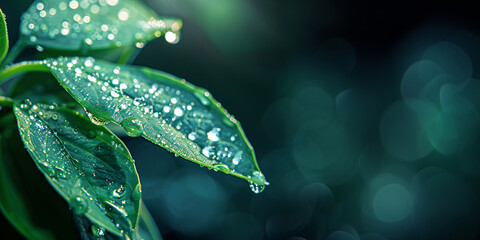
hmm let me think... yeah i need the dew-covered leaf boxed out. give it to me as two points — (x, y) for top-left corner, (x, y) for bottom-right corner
(44, 56), (268, 192)
(74, 201), (161, 240)
(0, 8), (8, 62)
(21, 0), (182, 51)
(0, 112), (77, 240)
(14, 103), (142, 237)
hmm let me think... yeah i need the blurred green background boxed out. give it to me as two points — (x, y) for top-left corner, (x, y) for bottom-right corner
(2, 0), (480, 239)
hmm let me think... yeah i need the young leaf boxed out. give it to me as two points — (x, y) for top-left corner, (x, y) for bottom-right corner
(14, 103), (142, 238)
(44, 57), (268, 192)
(0, 8), (8, 63)
(20, 0), (182, 51)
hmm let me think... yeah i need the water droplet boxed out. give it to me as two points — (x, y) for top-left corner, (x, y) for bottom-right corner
(222, 117), (236, 127)
(111, 91), (120, 98)
(132, 184), (142, 202)
(86, 130), (97, 139)
(213, 164), (230, 174)
(84, 58), (94, 67)
(91, 225), (105, 237)
(121, 117), (143, 137)
(232, 152), (242, 165)
(165, 31), (180, 44)
(249, 182), (265, 194)
(35, 45), (44, 52)
(188, 132), (197, 141)
(55, 167), (67, 179)
(207, 128), (220, 141)
(51, 113), (59, 121)
(113, 185), (125, 198)
(69, 195), (88, 214)
(202, 146), (216, 159)
(193, 92), (210, 106)
(41, 163), (56, 177)
(163, 106), (171, 113)
(118, 8), (129, 21)
(86, 112), (108, 125)
(174, 107), (184, 117)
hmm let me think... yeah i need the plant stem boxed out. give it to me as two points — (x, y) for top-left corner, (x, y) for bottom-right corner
(0, 61), (49, 84)
(0, 37), (27, 69)
(117, 46), (139, 65)
(0, 95), (16, 107)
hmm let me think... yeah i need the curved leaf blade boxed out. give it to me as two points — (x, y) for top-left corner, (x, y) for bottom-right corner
(0, 8), (8, 62)
(21, 0), (182, 51)
(44, 57), (268, 191)
(14, 103), (141, 237)
(74, 201), (162, 240)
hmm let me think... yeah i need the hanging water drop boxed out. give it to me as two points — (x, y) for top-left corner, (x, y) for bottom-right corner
(69, 195), (88, 214)
(165, 31), (179, 44)
(132, 184), (142, 202)
(249, 182), (265, 194)
(121, 117), (143, 137)
(251, 171), (267, 185)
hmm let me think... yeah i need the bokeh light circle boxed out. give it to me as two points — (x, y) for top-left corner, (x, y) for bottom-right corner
(372, 183), (413, 222)
(380, 101), (433, 161)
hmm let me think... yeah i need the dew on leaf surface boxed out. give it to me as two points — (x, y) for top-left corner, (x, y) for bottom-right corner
(44, 57), (268, 189)
(21, 0), (183, 50)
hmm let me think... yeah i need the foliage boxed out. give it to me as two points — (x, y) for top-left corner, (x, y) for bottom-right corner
(0, 1), (267, 239)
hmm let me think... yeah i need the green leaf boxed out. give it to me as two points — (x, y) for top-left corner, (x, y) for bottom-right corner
(0, 112), (77, 240)
(74, 201), (162, 240)
(14, 103), (142, 237)
(20, 0), (182, 51)
(44, 56), (268, 192)
(0, 8), (8, 63)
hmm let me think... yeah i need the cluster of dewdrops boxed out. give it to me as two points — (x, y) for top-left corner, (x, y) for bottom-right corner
(21, 0), (181, 50)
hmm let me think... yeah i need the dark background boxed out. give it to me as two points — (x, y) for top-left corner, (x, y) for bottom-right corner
(2, 0), (480, 239)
